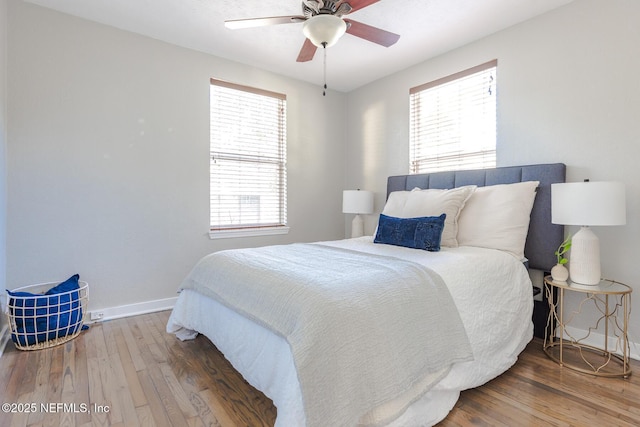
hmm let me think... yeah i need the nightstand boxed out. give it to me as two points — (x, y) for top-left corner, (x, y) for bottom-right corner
(543, 276), (632, 378)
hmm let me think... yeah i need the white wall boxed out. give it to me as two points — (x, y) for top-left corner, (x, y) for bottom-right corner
(346, 0), (640, 345)
(0, 0), (8, 336)
(7, 0), (640, 351)
(6, 1), (346, 312)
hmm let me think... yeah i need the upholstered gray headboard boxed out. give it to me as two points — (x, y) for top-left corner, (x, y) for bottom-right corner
(386, 163), (566, 271)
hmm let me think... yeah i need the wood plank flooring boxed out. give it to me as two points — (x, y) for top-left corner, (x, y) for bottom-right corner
(0, 310), (638, 426)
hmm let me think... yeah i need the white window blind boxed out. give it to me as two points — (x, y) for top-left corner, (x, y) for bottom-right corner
(410, 60), (497, 174)
(210, 79), (287, 237)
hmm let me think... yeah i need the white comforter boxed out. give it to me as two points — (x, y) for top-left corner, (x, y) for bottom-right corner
(177, 243), (473, 427)
(167, 237), (534, 426)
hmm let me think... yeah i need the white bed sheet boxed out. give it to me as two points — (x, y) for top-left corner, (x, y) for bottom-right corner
(167, 237), (534, 426)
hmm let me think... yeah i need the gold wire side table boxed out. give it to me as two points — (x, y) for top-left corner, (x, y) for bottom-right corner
(543, 276), (632, 378)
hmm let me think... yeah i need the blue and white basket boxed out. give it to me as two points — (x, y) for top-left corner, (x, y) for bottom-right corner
(5, 279), (89, 350)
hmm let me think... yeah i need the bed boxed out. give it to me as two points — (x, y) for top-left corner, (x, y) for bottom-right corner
(167, 163), (566, 427)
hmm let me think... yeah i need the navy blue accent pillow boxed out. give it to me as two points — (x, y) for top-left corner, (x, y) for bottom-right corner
(7, 274), (87, 347)
(46, 274), (81, 295)
(374, 213), (446, 251)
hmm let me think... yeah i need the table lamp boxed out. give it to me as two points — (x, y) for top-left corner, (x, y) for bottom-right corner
(342, 190), (374, 238)
(551, 180), (626, 285)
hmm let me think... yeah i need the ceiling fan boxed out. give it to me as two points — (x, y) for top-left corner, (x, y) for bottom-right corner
(224, 0), (400, 62)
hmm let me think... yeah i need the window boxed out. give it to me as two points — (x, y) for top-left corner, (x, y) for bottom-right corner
(409, 60), (497, 174)
(209, 79), (288, 238)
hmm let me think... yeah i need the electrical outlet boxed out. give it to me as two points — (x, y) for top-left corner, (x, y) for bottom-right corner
(90, 311), (105, 321)
(529, 269), (544, 302)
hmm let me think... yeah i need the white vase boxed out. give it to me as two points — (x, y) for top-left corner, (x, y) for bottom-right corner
(551, 263), (569, 282)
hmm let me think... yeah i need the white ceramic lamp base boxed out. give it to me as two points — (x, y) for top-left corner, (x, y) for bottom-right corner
(569, 226), (601, 285)
(351, 214), (365, 238)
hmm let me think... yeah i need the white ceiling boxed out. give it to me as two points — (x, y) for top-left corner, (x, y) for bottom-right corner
(24, 0), (574, 92)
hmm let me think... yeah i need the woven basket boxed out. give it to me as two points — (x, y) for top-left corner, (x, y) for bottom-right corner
(5, 280), (89, 350)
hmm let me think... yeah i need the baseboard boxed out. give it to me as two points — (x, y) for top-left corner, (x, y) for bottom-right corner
(0, 293), (8, 357)
(0, 324), (10, 358)
(562, 325), (640, 361)
(85, 296), (178, 324)
(69, 296), (640, 362)
(3, 297), (638, 363)
(0, 297), (177, 359)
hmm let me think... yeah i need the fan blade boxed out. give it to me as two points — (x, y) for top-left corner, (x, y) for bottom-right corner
(342, 0), (380, 14)
(296, 38), (318, 62)
(344, 19), (400, 47)
(225, 15), (305, 30)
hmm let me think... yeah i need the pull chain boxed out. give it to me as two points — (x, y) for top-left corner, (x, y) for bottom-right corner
(322, 42), (327, 96)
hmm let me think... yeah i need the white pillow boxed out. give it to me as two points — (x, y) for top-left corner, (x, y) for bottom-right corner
(382, 185), (476, 247)
(457, 181), (540, 260)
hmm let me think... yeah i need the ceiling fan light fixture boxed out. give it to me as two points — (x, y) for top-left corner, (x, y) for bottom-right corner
(302, 14), (347, 48)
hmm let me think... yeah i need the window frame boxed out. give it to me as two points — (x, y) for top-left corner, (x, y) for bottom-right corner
(209, 78), (289, 239)
(409, 59), (497, 174)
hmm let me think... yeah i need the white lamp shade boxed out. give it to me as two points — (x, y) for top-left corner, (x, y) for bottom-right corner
(302, 15), (347, 48)
(343, 190), (374, 214)
(551, 181), (626, 226)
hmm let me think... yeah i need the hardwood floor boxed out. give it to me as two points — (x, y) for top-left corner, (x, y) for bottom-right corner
(0, 310), (638, 426)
